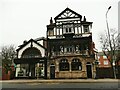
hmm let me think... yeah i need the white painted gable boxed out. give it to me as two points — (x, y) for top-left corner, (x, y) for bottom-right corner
(18, 40), (45, 58)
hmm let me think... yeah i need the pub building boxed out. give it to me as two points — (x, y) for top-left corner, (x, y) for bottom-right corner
(14, 8), (96, 79)
(47, 8), (96, 79)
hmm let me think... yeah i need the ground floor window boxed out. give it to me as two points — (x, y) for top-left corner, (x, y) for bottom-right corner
(18, 64), (29, 76)
(59, 59), (69, 71)
(71, 58), (82, 71)
(35, 63), (45, 77)
(16, 63), (45, 77)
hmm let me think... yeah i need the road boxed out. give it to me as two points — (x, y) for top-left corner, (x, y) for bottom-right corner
(1, 82), (119, 90)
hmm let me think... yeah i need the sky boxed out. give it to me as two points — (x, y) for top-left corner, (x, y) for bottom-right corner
(0, 0), (119, 51)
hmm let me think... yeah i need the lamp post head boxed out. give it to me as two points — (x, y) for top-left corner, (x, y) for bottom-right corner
(106, 6), (112, 17)
(108, 6), (111, 10)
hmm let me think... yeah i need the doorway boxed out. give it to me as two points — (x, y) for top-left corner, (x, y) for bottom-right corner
(86, 62), (92, 78)
(50, 64), (55, 79)
(29, 64), (35, 78)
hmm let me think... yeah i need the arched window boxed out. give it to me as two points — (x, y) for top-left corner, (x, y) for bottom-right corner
(71, 58), (82, 71)
(59, 59), (69, 71)
(21, 47), (41, 58)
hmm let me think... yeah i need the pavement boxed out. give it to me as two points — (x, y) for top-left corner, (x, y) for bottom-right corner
(0, 79), (119, 83)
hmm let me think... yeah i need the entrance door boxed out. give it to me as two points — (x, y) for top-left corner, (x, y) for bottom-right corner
(29, 64), (35, 78)
(86, 63), (92, 78)
(50, 64), (55, 79)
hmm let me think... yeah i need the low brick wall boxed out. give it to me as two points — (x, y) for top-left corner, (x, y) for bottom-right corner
(2, 66), (15, 80)
(56, 71), (86, 79)
(116, 66), (120, 79)
(96, 67), (114, 78)
(2, 69), (10, 80)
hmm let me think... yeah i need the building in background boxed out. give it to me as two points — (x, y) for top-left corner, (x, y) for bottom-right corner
(46, 8), (96, 79)
(97, 52), (111, 68)
(96, 52), (114, 78)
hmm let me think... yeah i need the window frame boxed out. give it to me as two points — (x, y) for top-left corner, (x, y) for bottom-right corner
(59, 59), (69, 71)
(63, 24), (74, 34)
(103, 60), (109, 65)
(71, 59), (82, 71)
(83, 25), (89, 33)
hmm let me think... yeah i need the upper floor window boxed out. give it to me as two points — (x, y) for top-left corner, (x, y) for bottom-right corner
(103, 56), (107, 59)
(104, 60), (109, 65)
(83, 25), (89, 33)
(63, 24), (74, 34)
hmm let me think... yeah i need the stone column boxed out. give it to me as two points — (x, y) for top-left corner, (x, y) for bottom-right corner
(69, 62), (71, 72)
(82, 60), (87, 78)
(56, 61), (59, 78)
(56, 61), (59, 72)
(68, 62), (71, 78)
(82, 61), (86, 71)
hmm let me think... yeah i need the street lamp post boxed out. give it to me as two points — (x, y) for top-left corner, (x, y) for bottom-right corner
(106, 6), (112, 56)
(106, 6), (116, 79)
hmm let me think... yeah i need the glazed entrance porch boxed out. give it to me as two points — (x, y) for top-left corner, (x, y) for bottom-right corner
(14, 58), (47, 79)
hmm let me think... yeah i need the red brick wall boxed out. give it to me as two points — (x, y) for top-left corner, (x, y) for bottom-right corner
(2, 66), (15, 80)
(2, 68), (10, 80)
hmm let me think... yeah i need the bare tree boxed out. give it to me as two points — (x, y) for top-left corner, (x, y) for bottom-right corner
(0, 45), (16, 73)
(99, 28), (120, 78)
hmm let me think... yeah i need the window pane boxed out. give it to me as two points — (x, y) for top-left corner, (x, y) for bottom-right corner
(84, 25), (89, 33)
(103, 56), (107, 59)
(66, 28), (68, 32)
(71, 59), (82, 71)
(69, 28), (71, 32)
(59, 59), (69, 71)
(59, 63), (69, 71)
(104, 61), (108, 65)
(66, 48), (69, 52)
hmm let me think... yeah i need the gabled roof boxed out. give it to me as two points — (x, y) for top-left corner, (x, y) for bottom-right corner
(54, 7), (82, 20)
(16, 39), (46, 52)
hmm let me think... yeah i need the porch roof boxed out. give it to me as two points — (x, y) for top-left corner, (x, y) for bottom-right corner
(14, 57), (47, 64)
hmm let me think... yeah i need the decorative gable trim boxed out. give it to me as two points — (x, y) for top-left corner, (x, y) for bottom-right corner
(54, 8), (82, 21)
